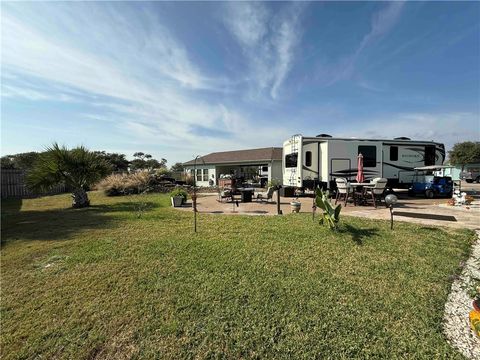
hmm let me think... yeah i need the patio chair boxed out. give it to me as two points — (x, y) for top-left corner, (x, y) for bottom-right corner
(217, 188), (233, 203)
(364, 178), (388, 208)
(335, 178), (356, 206)
(256, 186), (275, 203)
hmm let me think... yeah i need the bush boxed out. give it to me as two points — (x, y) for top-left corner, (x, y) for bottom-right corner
(97, 171), (151, 196)
(156, 167), (172, 177)
(170, 188), (188, 202)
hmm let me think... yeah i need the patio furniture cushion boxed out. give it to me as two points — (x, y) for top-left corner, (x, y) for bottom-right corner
(256, 187), (274, 202)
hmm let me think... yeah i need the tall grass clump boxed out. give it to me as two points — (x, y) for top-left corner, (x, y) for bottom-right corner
(97, 171), (151, 196)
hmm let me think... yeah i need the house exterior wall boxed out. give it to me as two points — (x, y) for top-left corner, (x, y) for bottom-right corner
(184, 165), (216, 187)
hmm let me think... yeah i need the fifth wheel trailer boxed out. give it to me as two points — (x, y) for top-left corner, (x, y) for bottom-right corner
(282, 134), (445, 190)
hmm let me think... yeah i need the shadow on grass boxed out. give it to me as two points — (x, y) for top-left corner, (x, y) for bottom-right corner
(1, 201), (160, 244)
(1, 198), (23, 214)
(339, 224), (379, 245)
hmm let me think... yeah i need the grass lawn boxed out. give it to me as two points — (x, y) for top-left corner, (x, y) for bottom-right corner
(1, 192), (475, 359)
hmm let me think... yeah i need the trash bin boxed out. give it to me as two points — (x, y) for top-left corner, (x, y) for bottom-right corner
(280, 186), (295, 197)
(240, 189), (253, 203)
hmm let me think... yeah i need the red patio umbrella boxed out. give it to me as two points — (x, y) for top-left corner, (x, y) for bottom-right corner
(356, 153), (365, 183)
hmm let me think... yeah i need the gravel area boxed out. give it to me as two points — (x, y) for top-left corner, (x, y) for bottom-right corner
(443, 230), (480, 359)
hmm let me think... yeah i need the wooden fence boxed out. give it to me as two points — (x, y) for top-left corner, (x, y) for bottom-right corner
(1, 169), (66, 199)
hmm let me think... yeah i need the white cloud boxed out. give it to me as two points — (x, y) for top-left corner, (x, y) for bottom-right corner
(2, 84), (75, 102)
(0, 4), (257, 160)
(223, 2), (268, 48)
(223, 2), (303, 99)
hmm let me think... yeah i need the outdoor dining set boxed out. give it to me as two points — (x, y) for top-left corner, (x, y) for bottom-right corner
(334, 177), (389, 208)
(217, 186), (275, 204)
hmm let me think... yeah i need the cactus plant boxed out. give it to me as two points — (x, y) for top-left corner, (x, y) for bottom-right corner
(315, 188), (342, 230)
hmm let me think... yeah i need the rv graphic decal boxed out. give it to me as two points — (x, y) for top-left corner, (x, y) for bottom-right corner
(383, 162), (415, 171)
(330, 168), (379, 178)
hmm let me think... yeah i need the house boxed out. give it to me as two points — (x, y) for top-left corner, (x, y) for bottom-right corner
(183, 147), (282, 187)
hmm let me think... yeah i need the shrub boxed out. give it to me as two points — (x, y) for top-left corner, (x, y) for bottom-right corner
(97, 171), (151, 196)
(170, 188), (188, 202)
(156, 167), (172, 177)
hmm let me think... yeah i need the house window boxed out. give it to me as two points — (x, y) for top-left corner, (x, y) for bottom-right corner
(196, 169), (202, 182)
(358, 146), (377, 167)
(203, 169), (208, 180)
(262, 166), (268, 172)
(425, 145), (436, 166)
(390, 146), (398, 161)
(285, 153), (298, 168)
(305, 151), (312, 167)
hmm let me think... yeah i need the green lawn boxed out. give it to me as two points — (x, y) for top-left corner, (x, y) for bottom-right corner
(1, 192), (475, 359)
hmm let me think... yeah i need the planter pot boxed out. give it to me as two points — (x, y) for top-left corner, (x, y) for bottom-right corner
(171, 196), (184, 207)
(474, 299), (480, 312)
(290, 201), (301, 213)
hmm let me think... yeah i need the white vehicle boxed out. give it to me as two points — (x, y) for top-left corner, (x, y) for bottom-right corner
(282, 134), (446, 190)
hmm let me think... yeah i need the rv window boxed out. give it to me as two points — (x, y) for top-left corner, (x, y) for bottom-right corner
(305, 151), (312, 167)
(358, 146), (377, 167)
(390, 146), (398, 161)
(425, 145), (436, 166)
(285, 153), (298, 168)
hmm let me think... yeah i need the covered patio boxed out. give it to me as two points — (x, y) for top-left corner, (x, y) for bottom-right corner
(183, 147), (283, 188)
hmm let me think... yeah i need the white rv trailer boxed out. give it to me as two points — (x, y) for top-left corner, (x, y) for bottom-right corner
(282, 134), (445, 190)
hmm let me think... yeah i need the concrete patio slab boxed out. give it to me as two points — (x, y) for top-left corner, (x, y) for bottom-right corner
(177, 183), (480, 230)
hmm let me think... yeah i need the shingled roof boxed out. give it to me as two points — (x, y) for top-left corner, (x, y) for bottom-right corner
(183, 147), (282, 166)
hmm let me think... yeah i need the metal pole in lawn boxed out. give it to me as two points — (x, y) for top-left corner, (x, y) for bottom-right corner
(277, 186), (282, 215)
(193, 155), (201, 233)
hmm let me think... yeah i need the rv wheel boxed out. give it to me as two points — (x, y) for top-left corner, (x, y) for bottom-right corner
(425, 189), (434, 199)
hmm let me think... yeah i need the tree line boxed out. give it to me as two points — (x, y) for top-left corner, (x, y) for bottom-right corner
(1, 150), (184, 173)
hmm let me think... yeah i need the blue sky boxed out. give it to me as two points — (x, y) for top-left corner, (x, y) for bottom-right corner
(1, 1), (479, 164)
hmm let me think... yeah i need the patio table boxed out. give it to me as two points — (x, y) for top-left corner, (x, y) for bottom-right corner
(239, 188), (254, 203)
(349, 182), (374, 205)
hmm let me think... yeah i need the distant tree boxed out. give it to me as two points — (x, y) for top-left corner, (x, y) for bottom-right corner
(1, 152), (40, 170)
(27, 143), (110, 208)
(130, 153), (166, 171)
(133, 152), (146, 160)
(94, 151), (129, 172)
(449, 141), (480, 171)
(170, 162), (184, 172)
(144, 159), (160, 171)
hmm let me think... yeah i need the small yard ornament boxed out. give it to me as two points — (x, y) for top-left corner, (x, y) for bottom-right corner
(452, 190), (467, 206)
(385, 194), (398, 230)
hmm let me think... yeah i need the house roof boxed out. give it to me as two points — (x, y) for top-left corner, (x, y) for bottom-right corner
(183, 147), (282, 166)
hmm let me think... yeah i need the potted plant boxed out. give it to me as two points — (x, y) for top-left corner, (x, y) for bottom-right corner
(290, 199), (301, 213)
(170, 188), (188, 207)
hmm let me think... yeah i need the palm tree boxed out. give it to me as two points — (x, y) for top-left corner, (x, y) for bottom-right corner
(27, 143), (110, 208)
